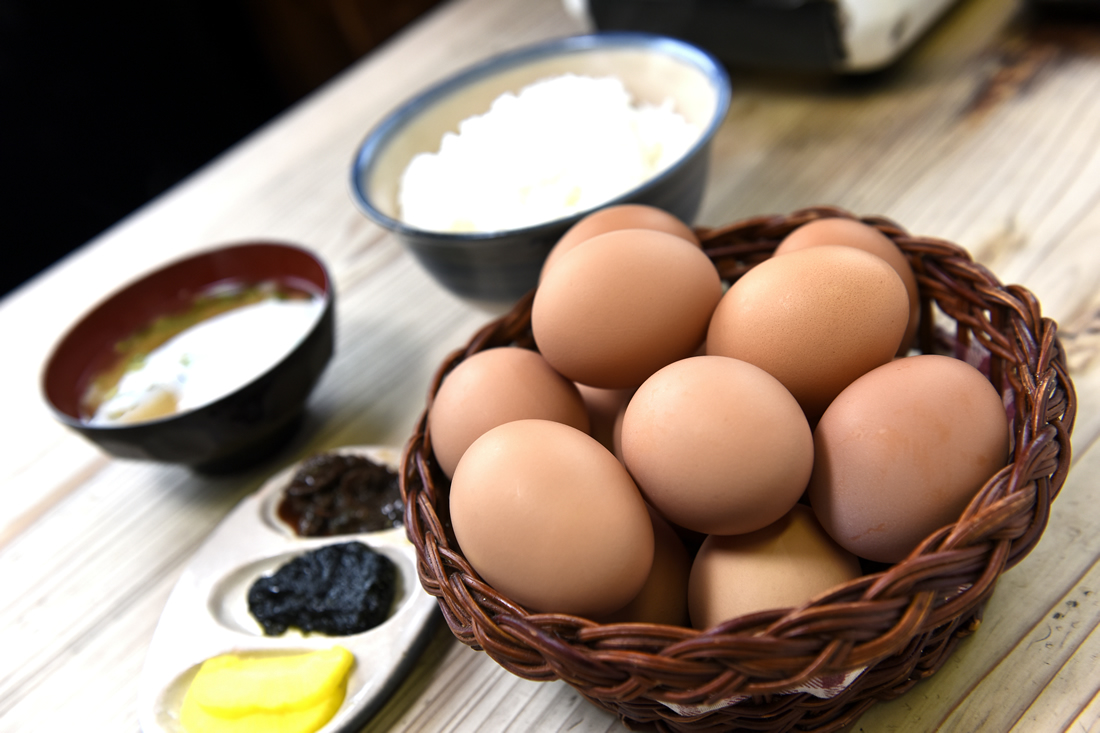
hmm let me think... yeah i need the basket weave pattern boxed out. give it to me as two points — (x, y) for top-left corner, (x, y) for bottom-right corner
(401, 206), (1077, 732)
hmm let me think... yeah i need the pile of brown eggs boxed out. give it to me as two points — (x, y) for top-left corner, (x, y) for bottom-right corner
(428, 206), (1011, 629)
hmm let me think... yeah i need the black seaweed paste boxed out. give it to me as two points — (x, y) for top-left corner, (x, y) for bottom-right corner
(247, 541), (397, 636)
(277, 452), (404, 536)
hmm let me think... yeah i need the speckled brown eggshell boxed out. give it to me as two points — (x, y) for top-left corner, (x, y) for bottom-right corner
(775, 217), (920, 355)
(687, 504), (862, 629)
(533, 229), (723, 389)
(449, 419), (654, 617)
(706, 245), (909, 424)
(599, 505), (691, 626)
(427, 347), (589, 478)
(621, 355), (813, 536)
(540, 204), (700, 281)
(807, 354), (1011, 564)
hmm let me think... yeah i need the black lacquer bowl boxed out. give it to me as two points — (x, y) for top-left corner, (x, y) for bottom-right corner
(41, 241), (335, 472)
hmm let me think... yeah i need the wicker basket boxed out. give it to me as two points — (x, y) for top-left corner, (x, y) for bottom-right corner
(400, 206), (1077, 732)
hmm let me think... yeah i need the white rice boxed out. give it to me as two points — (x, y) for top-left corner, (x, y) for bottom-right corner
(398, 74), (701, 233)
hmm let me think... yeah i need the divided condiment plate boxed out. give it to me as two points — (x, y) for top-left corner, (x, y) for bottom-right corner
(138, 446), (439, 733)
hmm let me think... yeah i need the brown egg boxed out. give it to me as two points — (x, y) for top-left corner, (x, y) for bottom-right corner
(688, 505), (862, 629)
(611, 399), (628, 464)
(775, 217), (920, 355)
(599, 506), (690, 626)
(449, 419), (654, 617)
(621, 355), (813, 536)
(575, 383), (633, 456)
(540, 204), (699, 281)
(807, 354), (1011, 563)
(706, 245), (909, 424)
(428, 347), (589, 477)
(533, 229), (723, 389)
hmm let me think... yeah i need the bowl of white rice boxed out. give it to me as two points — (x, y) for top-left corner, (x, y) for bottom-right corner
(349, 32), (730, 306)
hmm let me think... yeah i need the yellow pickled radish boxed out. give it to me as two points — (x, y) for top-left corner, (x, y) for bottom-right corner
(181, 690), (344, 733)
(189, 647), (353, 714)
(180, 647), (353, 733)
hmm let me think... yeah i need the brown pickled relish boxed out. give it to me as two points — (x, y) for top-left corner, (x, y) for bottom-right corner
(277, 453), (403, 536)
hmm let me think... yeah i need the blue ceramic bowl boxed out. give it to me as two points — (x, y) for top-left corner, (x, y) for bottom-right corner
(41, 242), (335, 473)
(350, 32), (731, 306)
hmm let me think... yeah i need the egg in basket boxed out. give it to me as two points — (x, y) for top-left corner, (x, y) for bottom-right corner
(401, 205), (1075, 732)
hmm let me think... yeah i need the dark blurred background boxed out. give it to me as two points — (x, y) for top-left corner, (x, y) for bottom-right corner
(0, 0), (442, 298)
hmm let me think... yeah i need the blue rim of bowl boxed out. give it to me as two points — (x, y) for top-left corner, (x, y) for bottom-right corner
(348, 32), (732, 241)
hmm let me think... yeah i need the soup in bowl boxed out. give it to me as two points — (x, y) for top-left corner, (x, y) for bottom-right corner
(42, 242), (335, 472)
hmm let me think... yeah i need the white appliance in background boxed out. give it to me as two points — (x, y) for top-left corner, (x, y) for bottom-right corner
(564, 0), (966, 73)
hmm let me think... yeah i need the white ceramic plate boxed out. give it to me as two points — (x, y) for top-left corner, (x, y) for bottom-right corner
(138, 446), (439, 733)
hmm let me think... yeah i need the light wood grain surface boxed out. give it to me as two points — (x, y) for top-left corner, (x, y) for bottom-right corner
(3, 0), (1100, 731)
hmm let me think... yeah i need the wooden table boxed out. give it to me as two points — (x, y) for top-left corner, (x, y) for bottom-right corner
(3, 0), (1099, 730)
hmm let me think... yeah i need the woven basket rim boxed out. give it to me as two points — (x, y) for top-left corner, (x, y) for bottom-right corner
(400, 205), (1077, 732)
